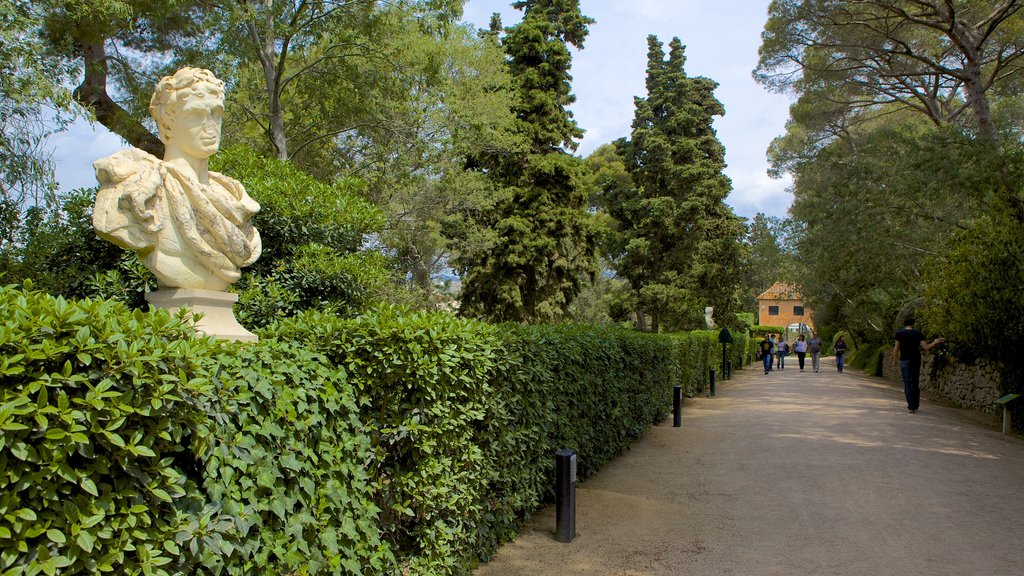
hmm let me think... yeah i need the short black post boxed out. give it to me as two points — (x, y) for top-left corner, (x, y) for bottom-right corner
(673, 385), (682, 427)
(555, 449), (577, 543)
(721, 343), (728, 382)
(709, 368), (716, 397)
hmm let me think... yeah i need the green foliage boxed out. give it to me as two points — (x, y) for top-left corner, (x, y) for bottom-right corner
(0, 283), (210, 575)
(265, 308), (499, 574)
(787, 122), (991, 346)
(0, 188), (152, 304)
(609, 36), (745, 332)
(848, 343), (889, 376)
(188, 339), (393, 575)
(750, 325), (786, 335)
(211, 147), (394, 325)
(0, 0), (76, 207)
(0, 283), (391, 575)
(3, 281), (749, 575)
(922, 210), (1024, 388)
(263, 309), (731, 574)
(755, 0), (1024, 141)
(453, 0), (598, 323)
(740, 214), (798, 309)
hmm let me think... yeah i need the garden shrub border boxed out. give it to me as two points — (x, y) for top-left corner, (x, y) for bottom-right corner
(3, 285), (750, 575)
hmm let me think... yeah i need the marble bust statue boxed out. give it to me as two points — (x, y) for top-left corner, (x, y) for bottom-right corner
(93, 67), (261, 291)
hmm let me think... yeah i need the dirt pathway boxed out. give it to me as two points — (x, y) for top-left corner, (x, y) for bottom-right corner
(474, 359), (1024, 576)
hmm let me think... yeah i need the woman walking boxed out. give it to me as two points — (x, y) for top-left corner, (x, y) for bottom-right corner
(776, 338), (789, 370)
(794, 334), (808, 371)
(834, 335), (848, 373)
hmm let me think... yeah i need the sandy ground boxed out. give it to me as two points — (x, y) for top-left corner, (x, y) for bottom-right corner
(473, 358), (1024, 576)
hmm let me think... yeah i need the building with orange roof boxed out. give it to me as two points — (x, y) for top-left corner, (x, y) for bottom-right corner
(756, 282), (814, 332)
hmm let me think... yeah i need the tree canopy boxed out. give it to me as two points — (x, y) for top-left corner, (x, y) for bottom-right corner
(451, 0), (598, 323)
(608, 35), (744, 331)
(756, 0), (1024, 143)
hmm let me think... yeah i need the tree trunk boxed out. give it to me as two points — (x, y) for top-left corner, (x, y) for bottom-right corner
(950, 28), (998, 142)
(410, 248), (434, 306)
(635, 308), (648, 332)
(73, 41), (163, 158)
(247, 3), (289, 160)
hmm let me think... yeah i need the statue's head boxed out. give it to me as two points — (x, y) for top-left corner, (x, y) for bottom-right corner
(150, 68), (226, 160)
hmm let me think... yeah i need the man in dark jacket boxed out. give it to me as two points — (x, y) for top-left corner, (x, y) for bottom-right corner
(891, 318), (944, 413)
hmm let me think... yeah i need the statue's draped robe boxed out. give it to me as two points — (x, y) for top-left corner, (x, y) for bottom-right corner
(93, 148), (261, 289)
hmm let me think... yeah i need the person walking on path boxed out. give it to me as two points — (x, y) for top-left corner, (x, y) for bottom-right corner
(891, 318), (944, 413)
(794, 334), (808, 371)
(759, 334), (774, 375)
(776, 338), (789, 370)
(834, 335), (848, 373)
(808, 334), (823, 372)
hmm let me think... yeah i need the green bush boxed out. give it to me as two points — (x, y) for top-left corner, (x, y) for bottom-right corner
(212, 147), (396, 327)
(3, 283), (725, 576)
(923, 212), (1024, 385)
(750, 325), (785, 336)
(0, 284), (210, 575)
(266, 313), (723, 574)
(188, 340), (393, 575)
(265, 308), (500, 575)
(848, 343), (889, 376)
(0, 284), (391, 576)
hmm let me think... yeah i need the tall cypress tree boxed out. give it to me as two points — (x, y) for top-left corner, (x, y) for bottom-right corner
(453, 0), (597, 323)
(612, 35), (744, 331)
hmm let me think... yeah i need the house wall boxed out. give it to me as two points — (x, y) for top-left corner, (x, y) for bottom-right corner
(758, 298), (813, 330)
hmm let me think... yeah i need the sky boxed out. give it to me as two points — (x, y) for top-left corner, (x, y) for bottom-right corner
(48, 0), (795, 220)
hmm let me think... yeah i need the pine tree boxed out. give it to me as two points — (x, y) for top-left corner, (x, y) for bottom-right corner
(454, 0), (597, 323)
(612, 36), (744, 331)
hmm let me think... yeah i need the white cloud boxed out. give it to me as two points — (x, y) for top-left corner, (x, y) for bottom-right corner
(50, 119), (125, 193)
(726, 168), (793, 220)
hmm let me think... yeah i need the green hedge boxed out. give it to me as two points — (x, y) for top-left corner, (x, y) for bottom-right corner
(0, 285), (389, 576)
(0, 285), (210, 575)
(267, 314), (726, 573)
(3, 285), (729, 576)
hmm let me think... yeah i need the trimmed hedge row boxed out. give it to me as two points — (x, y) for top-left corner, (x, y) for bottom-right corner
(0, 285), (389, 576)
(2, 285), (743, 575)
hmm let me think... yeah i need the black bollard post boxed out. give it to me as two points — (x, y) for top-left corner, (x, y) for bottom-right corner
(709, 368), (716, 397)
(555, 449), (577, 543)
(673, 385), (682, 427)
(721, 343), (727, 383)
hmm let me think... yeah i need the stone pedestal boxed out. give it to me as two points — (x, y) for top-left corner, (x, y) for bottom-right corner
(146, 289), (257, 342)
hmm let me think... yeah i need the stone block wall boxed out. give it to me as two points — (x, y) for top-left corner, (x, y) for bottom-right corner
(881, 350), (1004, 416)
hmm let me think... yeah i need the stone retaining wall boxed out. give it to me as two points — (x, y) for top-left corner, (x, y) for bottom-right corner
(881, 350), (1004, 416)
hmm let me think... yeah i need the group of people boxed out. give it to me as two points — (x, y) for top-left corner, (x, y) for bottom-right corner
(755, 318), (943, 415)
(757, 332), (847, 375)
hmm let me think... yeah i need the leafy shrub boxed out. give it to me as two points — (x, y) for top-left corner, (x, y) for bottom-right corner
(750, 325), (785, 335)
(848, 343), (889, 376)
(266, 309), (499, 575)
(0, 284), (391, 575)
(213, 147), (398, 326)
(187, 340), (394, 575)
(923, 212), (1024, 385)
(4, 282), (732, 576)
(0, 283), (211, 575)
(267, 313), (724, 575)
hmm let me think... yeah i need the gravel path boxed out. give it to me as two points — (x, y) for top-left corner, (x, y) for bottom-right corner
(474, 358), (1024, 576)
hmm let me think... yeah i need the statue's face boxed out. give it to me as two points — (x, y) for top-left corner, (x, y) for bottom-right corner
(166, 87), (224, 160)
